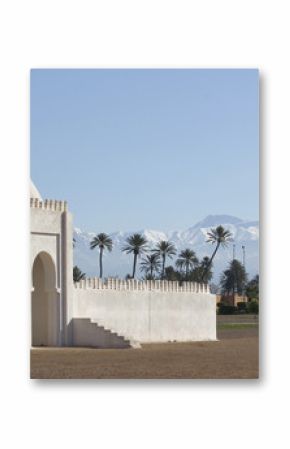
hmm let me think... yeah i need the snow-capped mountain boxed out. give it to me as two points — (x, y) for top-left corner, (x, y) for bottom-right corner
(73, 215), (259, 282)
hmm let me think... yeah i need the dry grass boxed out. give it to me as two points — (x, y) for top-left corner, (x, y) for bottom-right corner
(30, 326), (258, 379)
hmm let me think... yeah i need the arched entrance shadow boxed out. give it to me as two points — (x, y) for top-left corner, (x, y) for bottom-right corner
(31, 252), (60, 346)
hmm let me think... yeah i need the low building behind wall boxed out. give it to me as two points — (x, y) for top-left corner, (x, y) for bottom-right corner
(216, 294), (248, 307)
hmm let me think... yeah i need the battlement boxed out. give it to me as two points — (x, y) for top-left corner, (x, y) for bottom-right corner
(74, 278), (210, 293)
(30, 198), (67, 212)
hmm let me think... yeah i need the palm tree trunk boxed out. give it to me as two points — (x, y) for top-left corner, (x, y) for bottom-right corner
(201, 242), (220, 281)
(99, 247), (103, 278)
(132, 253), (137, 278)
(150, 265), (153, 278)
(186, 262), (189, 280)
(162, 255), (166, 279)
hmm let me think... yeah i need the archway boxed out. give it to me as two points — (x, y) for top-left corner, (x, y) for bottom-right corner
(31, 252), (60, 346)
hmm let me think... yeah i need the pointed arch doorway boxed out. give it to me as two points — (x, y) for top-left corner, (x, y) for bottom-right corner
(31, 252), (60, 346)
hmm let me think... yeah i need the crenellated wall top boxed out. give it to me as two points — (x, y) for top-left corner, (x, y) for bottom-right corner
(74, 278), (211, 293)
(30, 198), (67, 212)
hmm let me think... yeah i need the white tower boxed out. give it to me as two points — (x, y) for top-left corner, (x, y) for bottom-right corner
(30, 180), (73, 346)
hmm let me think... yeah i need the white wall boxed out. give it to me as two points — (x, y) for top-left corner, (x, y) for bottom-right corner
(30, 201), (216, 347)
(72, 288), (217, 343)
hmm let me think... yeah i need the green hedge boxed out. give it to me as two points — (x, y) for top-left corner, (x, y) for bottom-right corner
(218, 304), (238, 315)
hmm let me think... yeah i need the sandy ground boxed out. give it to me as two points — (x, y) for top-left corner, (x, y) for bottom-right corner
(30, 324), (259, 379)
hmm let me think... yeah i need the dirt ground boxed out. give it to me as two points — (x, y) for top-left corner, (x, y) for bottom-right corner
(30, 321), (259, 379)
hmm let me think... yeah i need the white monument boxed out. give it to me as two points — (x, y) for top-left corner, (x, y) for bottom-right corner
(30, 180), (216, 348)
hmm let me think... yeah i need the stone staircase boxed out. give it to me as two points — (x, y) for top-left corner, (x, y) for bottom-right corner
(73, 318), (141, 349)
(90, 318), (141, 348)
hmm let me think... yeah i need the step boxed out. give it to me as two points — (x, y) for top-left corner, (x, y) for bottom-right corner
(90, 318), (141, 349)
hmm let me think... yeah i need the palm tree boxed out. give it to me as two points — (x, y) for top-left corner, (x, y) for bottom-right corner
(164, 265), (181, 281)
(176, 249), (198, 280)
(175, 258), (184, 274)
(140, 254), (161, 279)
(90, 233), (113, 279)
(201, 256), (210, 269)
(73, 265), (86, 282)
(152, 240), (176, 279)
(191, 256), (213, 283)
(122, 233), (148, 279)
(199, 256), (213, 283)
(201, 225), (232, 281)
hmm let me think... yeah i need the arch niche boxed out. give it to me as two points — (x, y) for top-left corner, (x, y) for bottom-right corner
(31, 252), (60, 346)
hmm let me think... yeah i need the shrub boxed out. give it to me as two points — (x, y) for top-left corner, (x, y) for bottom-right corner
(218, 303), (238, 315)
(247, 300), (259, 314)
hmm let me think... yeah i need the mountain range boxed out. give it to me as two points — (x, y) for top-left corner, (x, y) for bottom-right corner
(73, 214), (259, 283)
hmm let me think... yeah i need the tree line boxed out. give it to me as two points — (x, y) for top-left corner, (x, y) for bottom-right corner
(73, 225), (234, 284)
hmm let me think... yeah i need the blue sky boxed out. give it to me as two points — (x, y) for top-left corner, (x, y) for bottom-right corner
(31, 69), (259, 233)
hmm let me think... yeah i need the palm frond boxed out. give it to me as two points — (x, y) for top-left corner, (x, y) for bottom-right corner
(152, 240), (176, 258)
(73, 265), (86, 282)
(206, 225), (233, 246)
(90, 233), (113, 251)
(177, 248), (198, 265)
(121, 233), (148, 255)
